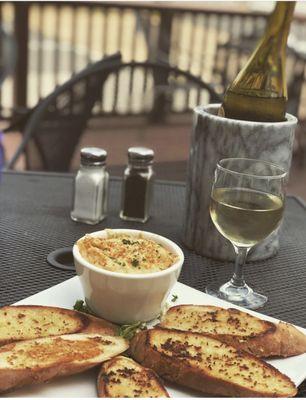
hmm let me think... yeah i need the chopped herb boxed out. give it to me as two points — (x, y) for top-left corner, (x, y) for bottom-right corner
(171, 294), (178, 302)
(131, 258), (139, 267)
(73, 299), (96, 316)
(118, 321), (147, 340)
(122, 239), (132, 245)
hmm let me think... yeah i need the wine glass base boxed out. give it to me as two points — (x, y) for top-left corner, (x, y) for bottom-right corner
(206, 281), (267, 310)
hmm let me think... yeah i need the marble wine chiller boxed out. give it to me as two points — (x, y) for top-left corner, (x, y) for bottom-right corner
(184, 104), (297, 261)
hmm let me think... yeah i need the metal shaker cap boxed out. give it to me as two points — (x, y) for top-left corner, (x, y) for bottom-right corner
(128, 147), (154, 166)
(81, 147), (107, 166)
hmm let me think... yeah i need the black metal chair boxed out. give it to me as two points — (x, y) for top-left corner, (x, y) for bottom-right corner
(95, 60), (221, 119)
(6, 59), (220, 172)
(6, 53), (122, 171)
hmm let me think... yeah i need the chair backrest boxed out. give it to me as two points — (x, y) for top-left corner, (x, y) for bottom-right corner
(7, 58), (220, 172)
(7, 53), (121, 171)
(96, 61), (221, 120)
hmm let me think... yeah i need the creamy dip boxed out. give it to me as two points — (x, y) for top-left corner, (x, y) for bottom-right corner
(77, 231), (178, 274)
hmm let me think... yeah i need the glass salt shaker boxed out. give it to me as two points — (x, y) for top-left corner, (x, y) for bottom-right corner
(120, 147), (154, 223)
(71, 147), (109, 224)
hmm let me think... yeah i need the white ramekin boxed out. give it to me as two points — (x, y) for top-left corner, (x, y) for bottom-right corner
(73, 229), (184, 324)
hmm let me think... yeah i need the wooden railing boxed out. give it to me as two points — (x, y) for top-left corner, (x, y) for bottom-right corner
(1, 2), (306, 119)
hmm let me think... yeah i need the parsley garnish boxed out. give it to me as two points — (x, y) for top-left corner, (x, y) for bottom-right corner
(171, 294), (178, 302)
(122, 239), (132, 245)
(118, 321), (147, 340)
(131, 258), (139, 267)
(73, 299), (96, 316)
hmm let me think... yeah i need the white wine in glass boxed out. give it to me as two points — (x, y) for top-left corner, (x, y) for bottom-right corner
(206, 158), (287, 309)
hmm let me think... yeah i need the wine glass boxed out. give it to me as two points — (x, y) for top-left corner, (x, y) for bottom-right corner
(206, 158), (287, 309)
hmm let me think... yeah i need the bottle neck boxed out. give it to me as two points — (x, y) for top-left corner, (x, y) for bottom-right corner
(264, 2), (295, 45)
(251, 2), (295, 60)
(229, 2), (295, 99)
(259, 2), (295, 68)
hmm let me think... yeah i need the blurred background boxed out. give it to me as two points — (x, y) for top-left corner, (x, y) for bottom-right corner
(1, 1), (306, 198)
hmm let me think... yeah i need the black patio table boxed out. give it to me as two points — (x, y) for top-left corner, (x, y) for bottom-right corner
(0, 170), (306, 396)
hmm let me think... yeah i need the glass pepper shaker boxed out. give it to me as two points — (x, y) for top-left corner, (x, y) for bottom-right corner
(120, 147), (154, 223)
(71, 147), (109, 224)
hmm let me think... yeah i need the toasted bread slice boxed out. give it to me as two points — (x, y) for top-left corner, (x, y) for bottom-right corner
(0, 333), (128, 393)
(97, 356), (170, 398)
(0, 305), (117, 345)
(159, 305), (306, 358)
(81, 312), (118, 336)
(130, 328), (297, 397)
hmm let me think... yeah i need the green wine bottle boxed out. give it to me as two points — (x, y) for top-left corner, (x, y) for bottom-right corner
(219, 1), (296, 122)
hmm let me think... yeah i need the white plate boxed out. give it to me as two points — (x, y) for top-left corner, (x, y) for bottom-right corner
(7, 277), (306, 398)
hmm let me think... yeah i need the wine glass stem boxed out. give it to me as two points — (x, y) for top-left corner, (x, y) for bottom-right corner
(230, 246), (250, 287)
